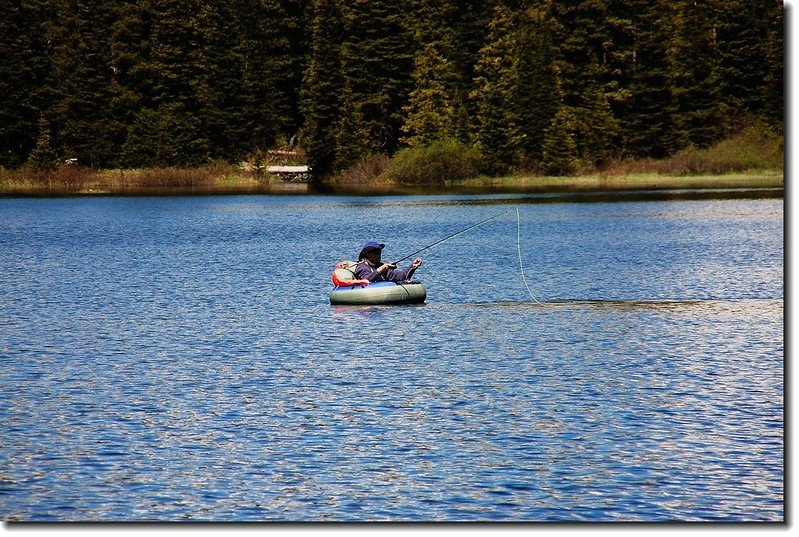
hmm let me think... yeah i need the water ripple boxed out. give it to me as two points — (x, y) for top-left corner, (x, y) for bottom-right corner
(0, 196), (783, 521)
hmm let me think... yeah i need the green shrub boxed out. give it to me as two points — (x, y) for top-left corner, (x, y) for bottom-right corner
(662, 122), (782, 175)
(380, 139), (484, 185)
(27, 116), (60, 171)
(602, 120), (783, 177)
(132, 161), (236, 187)
(332, 154), (391, 184)
(540, 108), (579, 176)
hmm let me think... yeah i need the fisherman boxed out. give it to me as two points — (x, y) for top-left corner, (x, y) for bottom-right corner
(354, 241), (422, 283)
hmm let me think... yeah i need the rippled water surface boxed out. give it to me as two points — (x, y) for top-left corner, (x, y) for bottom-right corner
(0, 193), (783, 521)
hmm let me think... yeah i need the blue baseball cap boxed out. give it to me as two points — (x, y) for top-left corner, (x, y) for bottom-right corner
(362, 241), (385, 251)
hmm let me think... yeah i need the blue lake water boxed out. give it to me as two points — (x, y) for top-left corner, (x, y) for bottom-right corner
(0, 192), (783, 521)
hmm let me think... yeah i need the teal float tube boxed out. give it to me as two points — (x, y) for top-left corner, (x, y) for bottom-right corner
(329, 281), (427, 305)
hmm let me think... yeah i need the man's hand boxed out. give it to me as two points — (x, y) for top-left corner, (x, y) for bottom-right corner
(377, 263), (396, 274)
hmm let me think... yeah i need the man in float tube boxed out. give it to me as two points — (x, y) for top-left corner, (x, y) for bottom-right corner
(354, 241), (422, 283)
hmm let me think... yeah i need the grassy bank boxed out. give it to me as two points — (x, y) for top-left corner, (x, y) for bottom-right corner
(455, 171), (783, 192)
(0, 162), (308, 196)
(0, 124), (784, 196)
(0, 165), (783, 197)
(329, 121), (784, 194)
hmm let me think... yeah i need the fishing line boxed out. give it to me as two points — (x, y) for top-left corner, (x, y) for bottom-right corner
(516, 207), (545, 305)
(391, 208), (514, 265)
(389, 206), (544, 304)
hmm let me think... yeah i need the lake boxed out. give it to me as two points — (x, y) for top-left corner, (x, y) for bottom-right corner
(0, 191), (784, 521)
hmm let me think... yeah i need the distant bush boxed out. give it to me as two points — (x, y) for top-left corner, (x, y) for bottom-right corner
(379, 139), (484, 185)
(672, 122), (782, 174)
(603, 121), (783, 177)
(3, 164), (98, 189)
(131, 161), (237, 187)
(332, 154), (391, 184)
(0, 161), (243, 192)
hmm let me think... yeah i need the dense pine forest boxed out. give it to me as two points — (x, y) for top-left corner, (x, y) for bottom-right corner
(0, 0), (783, 182)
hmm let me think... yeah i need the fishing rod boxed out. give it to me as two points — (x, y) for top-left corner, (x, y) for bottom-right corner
(390, 208), (514, 265)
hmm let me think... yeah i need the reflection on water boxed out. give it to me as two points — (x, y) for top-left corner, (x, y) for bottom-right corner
(311, 183), (782, 202)
(0, 195), (783, 521)
(471, 298), (781, 313)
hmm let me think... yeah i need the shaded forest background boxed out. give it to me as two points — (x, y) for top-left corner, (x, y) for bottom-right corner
(0, 0), (783, 181)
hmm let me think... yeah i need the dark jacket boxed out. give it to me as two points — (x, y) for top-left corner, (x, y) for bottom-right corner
(354, 259), (416, 283)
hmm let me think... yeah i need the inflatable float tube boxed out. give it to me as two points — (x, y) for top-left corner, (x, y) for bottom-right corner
(329, 281), (427, 306)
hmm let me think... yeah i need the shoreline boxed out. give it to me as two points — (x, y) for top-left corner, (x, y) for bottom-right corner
(0, 169), (784, 197)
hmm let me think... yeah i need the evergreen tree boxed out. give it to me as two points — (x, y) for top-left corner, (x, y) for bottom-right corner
(270, 0), (310, 142)
(669, 0), (728, 148)
(471, 4), (523, 173)
(332, 81), (375, 171)
(120, 0), (212, 166)
(232, 0), (309, 152)
(0, 0), (49, 168)
(715, 0), (773, 121)
(471, 3), (559, 173)
(514, 4), (559, 162)
(27, 114), (60, 171)
(337, 0), (415, 159)
(614, 0), (679, 158)
(196, 0), (248, 161)
(123, 102), (210, 167)
(446, 1), (495, 143)
(573, 87), (620, 165)
(401, 42), (457, 146)
(550, 0), (624, 165)
(109, 0), (154, 132)
(540, 106), (577, 176)
(551, 0), (618, 108)
(148, 0), (205, 108)
(45, 0), (127, 167)
(120, 107), (157, 167)
(0, 0), (780, 173)
(301, 0), (344, 178)
(408, 0), (494, 144)
(761, 0), (783, 131)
